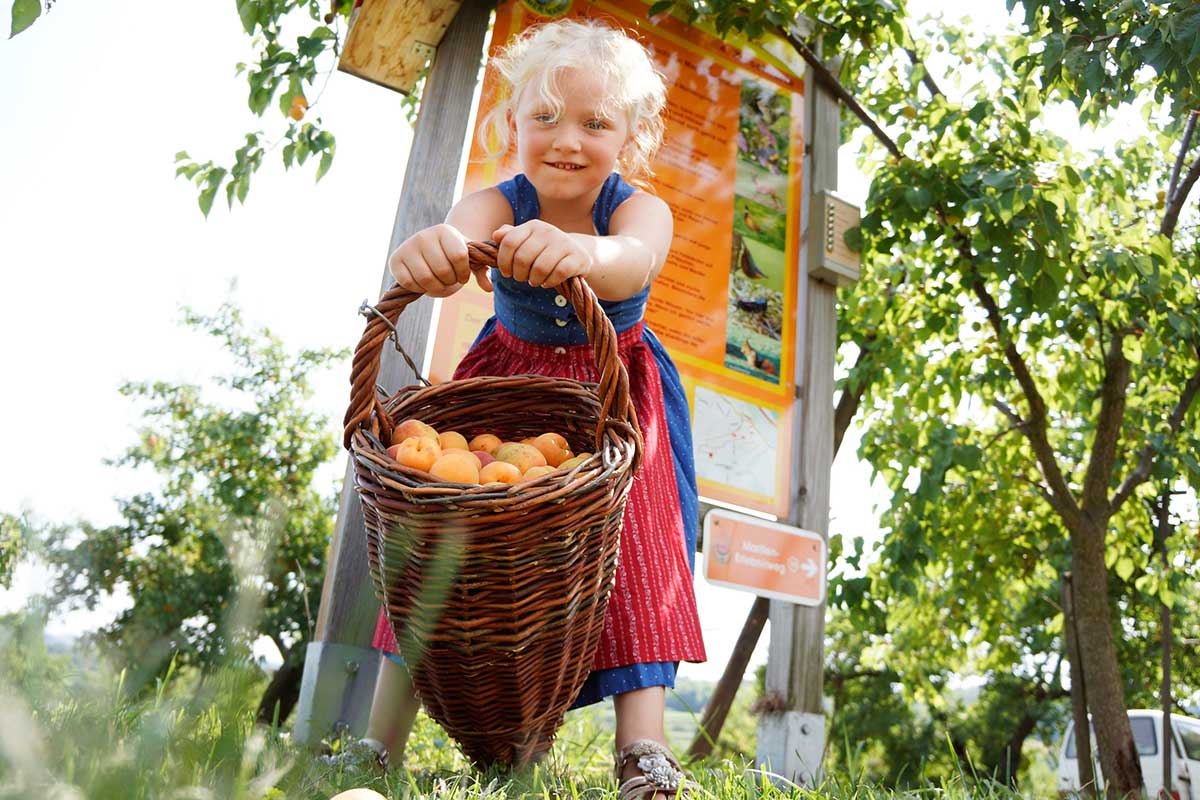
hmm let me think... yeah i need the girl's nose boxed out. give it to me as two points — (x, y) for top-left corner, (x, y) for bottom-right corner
(551, 127), (582, 152)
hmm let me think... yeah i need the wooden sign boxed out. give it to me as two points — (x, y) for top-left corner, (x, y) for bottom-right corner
(338, 0), (464, 94)
(807, 189), (860, 287)
(702, 509), (826, 606)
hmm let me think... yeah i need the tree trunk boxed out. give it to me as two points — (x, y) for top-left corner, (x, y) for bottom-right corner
(1064, 572), (1097, 799)
(1071, 515), (1145, 798)
(987, 713), (1037, 788)
(256, 647), (306, 726)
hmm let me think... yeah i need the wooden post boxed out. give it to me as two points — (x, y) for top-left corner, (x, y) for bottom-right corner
(1063, 572), (1097, 798)
(755, 50), (840, 786)
(292, 0), (494, 746)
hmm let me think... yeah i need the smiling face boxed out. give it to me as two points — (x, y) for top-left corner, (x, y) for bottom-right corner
(513, 67), (630, 206)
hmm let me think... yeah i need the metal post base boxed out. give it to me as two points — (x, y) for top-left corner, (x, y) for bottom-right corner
(292, 641), (382, 747)
(756, 711), (825, 788)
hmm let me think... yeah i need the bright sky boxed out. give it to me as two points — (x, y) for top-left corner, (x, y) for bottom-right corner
(0, 1), (1017, 683)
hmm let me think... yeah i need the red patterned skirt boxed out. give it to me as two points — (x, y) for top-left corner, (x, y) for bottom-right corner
(371, 319), (706, 671)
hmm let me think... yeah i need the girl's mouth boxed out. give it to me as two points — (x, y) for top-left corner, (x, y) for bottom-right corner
(548, 162), (585, 171)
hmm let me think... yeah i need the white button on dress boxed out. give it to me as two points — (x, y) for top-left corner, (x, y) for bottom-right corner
(554, 295), (569, 307)
(555, 318), (568, 327)
(554, 347), (566, 354)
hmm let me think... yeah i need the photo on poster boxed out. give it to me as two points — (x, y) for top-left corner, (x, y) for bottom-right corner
(725, 78), (790, 384)
(692, 384), (779, 499)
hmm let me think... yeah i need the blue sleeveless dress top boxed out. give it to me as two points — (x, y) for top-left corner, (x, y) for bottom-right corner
(475, 172), (701, 707)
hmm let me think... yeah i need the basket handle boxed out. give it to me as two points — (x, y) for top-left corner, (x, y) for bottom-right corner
(344, 240), (642, 463)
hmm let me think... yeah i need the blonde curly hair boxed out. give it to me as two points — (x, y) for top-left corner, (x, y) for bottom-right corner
(479, 18), (667, 186)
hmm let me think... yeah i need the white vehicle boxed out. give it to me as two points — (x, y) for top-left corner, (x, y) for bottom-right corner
(1057, 709), (1200, 799)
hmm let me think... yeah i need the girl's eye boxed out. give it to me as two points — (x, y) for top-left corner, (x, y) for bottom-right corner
(532, 113), (556, 124)
(585, 119), (609, 130)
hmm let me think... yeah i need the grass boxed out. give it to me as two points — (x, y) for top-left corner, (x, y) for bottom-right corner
(0, 610), (1034, 800)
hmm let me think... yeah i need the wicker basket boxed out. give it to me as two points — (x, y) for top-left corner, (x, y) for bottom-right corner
(342, 241), (643, 768)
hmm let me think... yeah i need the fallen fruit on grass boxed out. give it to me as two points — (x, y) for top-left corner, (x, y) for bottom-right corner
(532, 432), (571, 466)
(392, 418), (439, 445)
(479, 460), (521, 485)
(429, 452), (480, 484)
(493, 442), (547, 473)
(468, 433), (502, 453)
(387, 436), (442, 472)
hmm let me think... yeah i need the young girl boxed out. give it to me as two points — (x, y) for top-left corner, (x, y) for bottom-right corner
(364, 18), (706, 797)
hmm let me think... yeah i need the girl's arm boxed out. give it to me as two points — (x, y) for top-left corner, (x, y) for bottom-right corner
(493, 192), (674, 302)
(388, 187), (512, 295)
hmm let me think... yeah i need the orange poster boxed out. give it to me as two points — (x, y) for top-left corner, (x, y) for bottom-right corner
(428, 0), (806, 517)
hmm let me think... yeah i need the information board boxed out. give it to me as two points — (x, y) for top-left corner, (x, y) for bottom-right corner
(428, 0), (806, 516)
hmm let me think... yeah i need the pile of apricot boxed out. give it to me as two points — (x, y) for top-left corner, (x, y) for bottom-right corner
(385, 417), (591, 486)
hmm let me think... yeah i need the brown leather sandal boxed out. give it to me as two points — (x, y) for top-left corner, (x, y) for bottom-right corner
(615, 739), (686, 799)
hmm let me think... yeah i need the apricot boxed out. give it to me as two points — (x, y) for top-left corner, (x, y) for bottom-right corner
(472, 450), (496, 467)
(330, 791), (387, 800)
(468, 433), (502, 454)
(521, 465), (557, 481)
(441, 448), (482, 468)
(392, 418), (438, 446)
(438, 430), (469, 451)
(532, 432), (572, 467)
(387, 436), (442, 472)
(429, 451), (480, 485)
(479, 460), (521, 485)
(559, 453), (591, 470)
(493, 442), (547, 474)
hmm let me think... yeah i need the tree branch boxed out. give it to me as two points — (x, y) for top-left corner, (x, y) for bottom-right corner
(1079, 325), (1132, 519)
(905, 47), (944, 99)
(833, 348), (869, 456)
(775, 25), (903, 159)
(970, 276), (1081, 527)
(1166, 111), (1196, 207)
(1109, 358), (1200, 514)
(833, 270), (908, 455)
(1161, 149), (1200, 239)
(993, 398), (1025, 428)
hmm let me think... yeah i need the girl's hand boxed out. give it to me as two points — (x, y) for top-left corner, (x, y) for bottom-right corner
(493, 221), (593, 288)
(388, 224), (477, 297)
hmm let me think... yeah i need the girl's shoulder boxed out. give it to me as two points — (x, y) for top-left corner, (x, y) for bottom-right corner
(447, 186), (514, 240)
(609, 187), (671, 228)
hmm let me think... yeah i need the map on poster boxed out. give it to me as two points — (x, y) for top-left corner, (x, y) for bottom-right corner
(692, 385), (782, 504)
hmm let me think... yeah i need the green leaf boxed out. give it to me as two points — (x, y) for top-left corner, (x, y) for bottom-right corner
(843, 225), (863, 253)
(198, 185), (218, 218)
(9, 0), (40, 38)
(904, 186), (931, 211)
(236, 0), (257, 35)
(1114, 556), (1134, 582)
(316, 151), (333, 182)
(648, 0), (673, 15)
